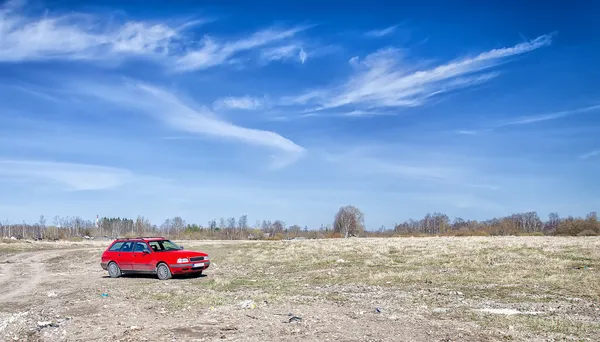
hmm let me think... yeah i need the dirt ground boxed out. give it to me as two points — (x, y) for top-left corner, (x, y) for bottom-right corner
(0, 237), (599, 342)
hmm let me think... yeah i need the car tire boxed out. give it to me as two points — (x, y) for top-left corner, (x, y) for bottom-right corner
(108, 262), (121, 278)
(156, 263), (172, 280)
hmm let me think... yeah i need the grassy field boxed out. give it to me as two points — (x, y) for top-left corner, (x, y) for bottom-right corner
(1, 236), (599, 341)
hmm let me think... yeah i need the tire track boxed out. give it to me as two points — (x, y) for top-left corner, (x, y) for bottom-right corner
(0, 262), (14, 287)
(0, 248), (93, 303)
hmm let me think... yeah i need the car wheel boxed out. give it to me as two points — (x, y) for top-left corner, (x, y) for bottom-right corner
(108, 262), (121, 278)
(156, 263), (172, 280)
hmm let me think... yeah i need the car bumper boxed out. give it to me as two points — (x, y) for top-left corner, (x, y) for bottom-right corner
(168, 261), (210, 273)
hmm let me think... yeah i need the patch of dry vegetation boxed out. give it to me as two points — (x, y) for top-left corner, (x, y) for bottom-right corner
(174, 237), (600, 339)
(1, 237), (599, 341)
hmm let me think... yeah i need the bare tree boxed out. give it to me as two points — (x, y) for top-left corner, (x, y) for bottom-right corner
(226, 217), (236, 240)
(333, 205), (365, 238)
(135, 215), (152, 236)
(272, 220), (285, 236)
(172, 217), (185, 239)
(237, 215), (248, 239)
(0, 219), (8, 238)
(208, 219), (217, 232)
(219, 218), (227, 234)
(546, 212), (560, 233)
(38, 215), (46, 240)
(289, 224), (302, 238)
(160, 219), (172, 238)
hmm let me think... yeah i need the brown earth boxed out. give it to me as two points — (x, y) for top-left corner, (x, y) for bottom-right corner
(0, 237), (599, 341)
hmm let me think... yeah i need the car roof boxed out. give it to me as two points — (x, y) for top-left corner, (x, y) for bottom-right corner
(114, 237), (167, 242)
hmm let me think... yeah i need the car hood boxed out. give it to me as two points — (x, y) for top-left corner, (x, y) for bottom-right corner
(158, 250), (207, 257)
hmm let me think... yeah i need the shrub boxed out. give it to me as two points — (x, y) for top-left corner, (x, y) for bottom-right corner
(517, 232), (545, 237)
(265, 233), (285, 240)
(443, 230), (489, 237)
(577, 229), (597, 236)
(325, 232), (343, 239)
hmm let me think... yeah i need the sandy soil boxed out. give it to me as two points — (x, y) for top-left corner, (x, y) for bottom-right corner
(0, 237), (599, 341)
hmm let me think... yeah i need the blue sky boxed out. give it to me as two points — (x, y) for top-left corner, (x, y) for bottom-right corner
(1, 0), (599, 229)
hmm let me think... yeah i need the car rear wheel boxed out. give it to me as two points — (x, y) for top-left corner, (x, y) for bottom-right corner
(156, 263), (172, 280)
(108, 262), (121, 278)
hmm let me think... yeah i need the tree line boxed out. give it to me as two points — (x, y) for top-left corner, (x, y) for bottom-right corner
(0, 206), (598, 241)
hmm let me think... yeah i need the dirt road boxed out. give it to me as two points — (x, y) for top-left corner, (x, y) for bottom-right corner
(0, 238), (599, 341)
(0, 245), (443, 341)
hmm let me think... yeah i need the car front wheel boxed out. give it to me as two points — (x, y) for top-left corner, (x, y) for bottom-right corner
(108, 262), (121, 278)
(156, 263), (172, 280)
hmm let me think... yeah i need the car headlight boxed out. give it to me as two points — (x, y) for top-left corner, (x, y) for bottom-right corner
(177, 258), (189, 263)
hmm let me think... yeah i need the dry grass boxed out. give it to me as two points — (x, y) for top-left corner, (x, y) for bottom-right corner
(1, 236), (599, 341)
(176, 237), (600, 339)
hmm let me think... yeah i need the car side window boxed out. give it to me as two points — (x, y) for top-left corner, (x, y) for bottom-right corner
(120, 241), (134, 252)
(134, 242), (150, 253)
(149, 241), (162, 252)
(109, 242), (124, 251)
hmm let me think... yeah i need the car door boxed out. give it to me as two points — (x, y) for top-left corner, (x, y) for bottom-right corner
(132, 242), (153, 272)
(117, 241), (135, 270)
(103, 241), (124, 268)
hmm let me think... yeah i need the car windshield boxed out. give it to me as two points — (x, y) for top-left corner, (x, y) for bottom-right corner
(148, 240), (182, 252)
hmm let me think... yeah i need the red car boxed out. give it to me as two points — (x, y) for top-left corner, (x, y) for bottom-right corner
(100, 237), (210, 280)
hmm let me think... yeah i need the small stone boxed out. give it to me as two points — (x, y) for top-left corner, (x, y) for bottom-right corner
(288, 316), (302, 323)
(238, 300), (255, 309)
(433, 308), (448, 313)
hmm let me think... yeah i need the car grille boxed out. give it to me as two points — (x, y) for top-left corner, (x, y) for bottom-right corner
(190, 256), (205, 262)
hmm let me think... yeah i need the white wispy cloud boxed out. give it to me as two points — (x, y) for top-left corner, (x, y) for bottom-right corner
(299, 48), (307, 63)
(174, 26), (310, 71)
(365, 24), (399, 38)
(0, 159), (134, 190)
(288, 34), (553, 112)
(74, 81), (305, 168)
(0, 2), (309, 71)
(213, 96), (264, 110)
(580, 149), (600, 160)
(494, 104), (600, 127)
(260, 44), (308, 64)
(321, 144), (498, 190)
(297, 109), (394, 119)
(0, 1), (192, 62)
(457, 104), (600, 134)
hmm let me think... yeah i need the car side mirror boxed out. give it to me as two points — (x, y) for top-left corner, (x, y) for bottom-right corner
(143, 250), (150, 254)
(179, 245), (184, 250)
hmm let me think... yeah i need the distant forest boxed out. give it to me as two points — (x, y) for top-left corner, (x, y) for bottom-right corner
(1, 207), (598, 240)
